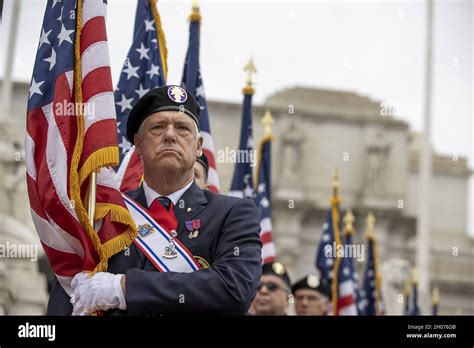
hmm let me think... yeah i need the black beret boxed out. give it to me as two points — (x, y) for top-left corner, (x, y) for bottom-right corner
(126, 85), (201, 144)
(292, 274), (331, 298)
(195, 153), (209, 177)
(262, 261), (291, 289)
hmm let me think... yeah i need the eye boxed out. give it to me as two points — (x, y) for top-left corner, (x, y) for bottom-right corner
(177, 125), (190, 132)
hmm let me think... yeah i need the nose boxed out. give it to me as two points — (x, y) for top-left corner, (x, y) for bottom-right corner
(258, 284), (269, 294)
(163, 124), (177, 143)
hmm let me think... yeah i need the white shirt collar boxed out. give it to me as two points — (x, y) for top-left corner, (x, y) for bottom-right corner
(143, 179), (193, 207)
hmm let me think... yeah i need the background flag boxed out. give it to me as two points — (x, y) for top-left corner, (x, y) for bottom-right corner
(254, 111), (276, 264)
(403, 280), (411, 315)
(410, 269), (421, 315)
(181, 2), (220, 192)
(360, 212), (384, 315)
(114, 0), (168, 192)
(432, 287), (440, 315)
(342, 211), (363, 314)
(316, 173), (358, 315)
(228, 59), (256, 199)
(26, 0), (136, 295)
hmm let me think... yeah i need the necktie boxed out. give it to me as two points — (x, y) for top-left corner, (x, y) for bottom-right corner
(148, 196), (178, 233)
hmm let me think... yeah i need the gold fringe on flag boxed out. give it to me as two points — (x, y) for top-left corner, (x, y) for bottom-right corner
(150, 0), (168, 82)
(71, 0), (137, 275)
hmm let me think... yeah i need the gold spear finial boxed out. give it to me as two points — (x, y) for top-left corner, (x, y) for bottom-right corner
(432, 286), (440, 304)
(412, 267), (418, 284)
(365, 211), (376, 236)
(343, 210), (355, 231)
(243, 57), (257, 94)
(261, 110), (274, 136)
(332, 168), (339, 198)
(189, 0), (201, 21)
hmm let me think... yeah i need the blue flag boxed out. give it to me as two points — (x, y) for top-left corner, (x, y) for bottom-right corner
(255, 135), (276, 263)
(360, 237), (383, 315)
(410, 281), (420, 315)
(344, 231), (363, 314)
(181, 6), (220, 192)
(228, 89), (255, 199)
(316, 201), (358, 315)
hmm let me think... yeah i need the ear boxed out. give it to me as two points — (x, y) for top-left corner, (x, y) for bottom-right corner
(196, 135), (203, 157)
(134, 134), (142, 156)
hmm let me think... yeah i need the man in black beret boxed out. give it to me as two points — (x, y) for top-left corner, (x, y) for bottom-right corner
(48, 85), (262, 315)
(194, 153), (209, 190)
(250, 261), (291, 315)
(292, 274), (331, 316)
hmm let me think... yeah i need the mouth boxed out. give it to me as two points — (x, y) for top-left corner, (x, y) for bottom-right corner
(159, 148), (181, 156)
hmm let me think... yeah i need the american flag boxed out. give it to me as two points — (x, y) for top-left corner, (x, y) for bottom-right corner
(26, 0), (136, 295)
(343, 226), (363, 314)
(316, 199), (358, 315)
(254, 133), (276, 264)
(403, 281), (411, 315)
(432, 287), (440, 315)
(360, 235), (384, 315)
(228, 87), (255, 199)
(114, 0), (167, 192)
(181, 5), (220, 193)
(410, 279), (421, 315)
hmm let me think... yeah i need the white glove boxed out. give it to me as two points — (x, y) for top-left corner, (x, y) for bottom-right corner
(71, 272), (126, 316)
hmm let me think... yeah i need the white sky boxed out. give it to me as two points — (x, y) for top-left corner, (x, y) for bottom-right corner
(0, 0), (473, 236)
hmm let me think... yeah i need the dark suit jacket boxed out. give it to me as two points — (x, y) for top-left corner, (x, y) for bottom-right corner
(47, 181), (262, 315)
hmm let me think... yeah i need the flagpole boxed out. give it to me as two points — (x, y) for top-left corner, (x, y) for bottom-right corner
(1, 0), (21, 119)
(330, 169), (342, 315)
(88, 172), (97, 225)
(416, 0), (434, 313)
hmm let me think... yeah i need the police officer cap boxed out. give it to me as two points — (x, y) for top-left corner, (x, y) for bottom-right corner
(262, 261), (291, 289)
(291, 274), (331, 298)
(127, 85), (201, 144)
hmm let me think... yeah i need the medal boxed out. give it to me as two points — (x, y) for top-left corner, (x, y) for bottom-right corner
(185, 219), (201, 239)
(163, 230), (178, 259)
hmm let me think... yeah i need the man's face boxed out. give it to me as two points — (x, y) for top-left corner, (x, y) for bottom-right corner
(134, 111), (202, 177)
(252, 274), (289, 315)
(294, 289), (329, 315)
(193, 161), (209, 190)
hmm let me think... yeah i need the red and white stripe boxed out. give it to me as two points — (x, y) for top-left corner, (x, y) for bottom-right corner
(201, 131), (220, 193)
(260, 217), (275, 264)
(115, 146), (143, 193)
(78, 0), (117, 180)
(337, 280), (358, 315)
